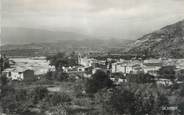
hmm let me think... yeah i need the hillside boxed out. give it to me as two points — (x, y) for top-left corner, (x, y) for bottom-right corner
(128, 19), (184, 58)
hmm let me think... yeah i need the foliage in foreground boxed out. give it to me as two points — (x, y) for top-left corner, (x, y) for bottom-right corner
(94, 83), (172, 115)
(0, 84), (71, 115)
(85, 70), (113, 94)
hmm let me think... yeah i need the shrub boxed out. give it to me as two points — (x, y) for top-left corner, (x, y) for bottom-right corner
(101, 83), (167, 115)
(0, 74), (9, 86)
(48, 92), (72, 106)
(127, 73), (155, 84)
(85, 70), (113, 94)
(180, 86), (184, 96)
(31, 86), (49, 104)
(110, 88), (136, 114)
(178, 102), (184, 115)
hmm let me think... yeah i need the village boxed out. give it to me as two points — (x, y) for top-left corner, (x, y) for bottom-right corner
(1, 52), (184, 86)
(1, 51), (184, 115)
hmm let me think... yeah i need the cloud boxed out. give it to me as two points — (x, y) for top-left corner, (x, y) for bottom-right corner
(2, 0), (184, 39)
(2, 0), (91, 13)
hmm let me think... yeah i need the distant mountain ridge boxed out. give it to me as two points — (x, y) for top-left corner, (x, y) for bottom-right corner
(128, 19), (184, 58)
(1, 27), (132, 56)
(1, 27), (131, 48)
(2, 27), (93, 45)
(3, 19), (184, 58)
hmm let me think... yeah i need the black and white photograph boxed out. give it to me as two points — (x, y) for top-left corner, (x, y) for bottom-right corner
(1, 0), (184, 115)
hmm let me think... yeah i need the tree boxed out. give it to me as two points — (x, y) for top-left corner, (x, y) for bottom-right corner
(1, 86), (45, 114)
(55, 72), (69, 81)
(101, 83), (168, 115)
(158, 66), (176, 81)
(127, 73), (155, 84)
(110, 88), (136, 115)
(14, 89), (34, 114)
(85, 70), (113, 94)
(47, 52), (67, 71)
(178, 102), (184, 115)
(0, 56), (10, 72)
(31, 86), (49, 104)
(0, 85), (17, 113)
(47, 52), (78, 71)
(0, 74), (8, 86)
(109, 86), (158, 115)
(49, 104), (68, 115)
(47, 93), (71, 106)
(179, 86), (184, 96)
(158, 94), (169, 106)
(46, 52), (79, 82)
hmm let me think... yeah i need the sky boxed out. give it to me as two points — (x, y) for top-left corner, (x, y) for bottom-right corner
(2, 0), (184, 40)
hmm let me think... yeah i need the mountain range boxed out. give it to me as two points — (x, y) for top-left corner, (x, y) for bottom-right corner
(1, 27), (94, 45)
(1, 27), (131, 51)
(1, 19), (184, 58)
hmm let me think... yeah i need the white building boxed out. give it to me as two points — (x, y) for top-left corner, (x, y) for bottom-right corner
(112, 60), (143, 75)
(48, 65), (56, 72)
(156, 79), (173, 86)
(142, 59), (162, 76)
(112, 62), (133, 74)
(2, 68), (24, 80)
(141, 64), (161, 76)
(78, 57), (94, 67)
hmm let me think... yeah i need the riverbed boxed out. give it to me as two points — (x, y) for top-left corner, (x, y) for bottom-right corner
(9, 57), (50, 75)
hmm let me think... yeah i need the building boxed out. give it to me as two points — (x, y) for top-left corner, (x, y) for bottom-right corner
(110, 72), (127, 85)
(3, 69), (36, 81)
(141, 59), (162, 76)
(77, 66), (86, 72)
(176, 59), (184, 69)
(131, 64), (144, 74)
(48, 65), (56, 72)
(112, 60), (142, 75)
(23, 69), (36, 81)
(156, 78), (173, 86)
(78, 56), (95, 67)
(112, 62), (133, 74)
(2, 69), (24, 81)
(141, 64), (161, 76)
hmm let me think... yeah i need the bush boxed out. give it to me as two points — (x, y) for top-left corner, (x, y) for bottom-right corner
(100, 83), (168, 115)
(74, 80), (86, 98)
(47, 52), (78, 71)
(157, 94), (169, 107)
(31, 86), (49, 104)
(158, 66), (176, 81)
(180, 86), (184, 96)
(46, 71), (69, 82)
(46, 71), (54, 80)
(49, 104), (68, 115)
(0, 74), (9, 86)
(1, 85), (16, 113)
(178, 102), (184, 115)
(1, 86), (33, 114)
(85, 70), (113, 94)
(127, 73), (155, 84)
(110, 88), (136, 114)
(1, 85), (15, 98)
(47, 92), (72, 106)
